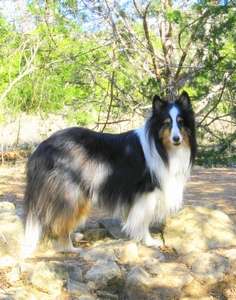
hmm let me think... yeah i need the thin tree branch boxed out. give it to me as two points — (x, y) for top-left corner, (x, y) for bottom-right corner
(175, 10), (209, 81)
(198, 78), (227, 127)
(96, 119), (130, 126)
(101, 70), (115, 132)
(133, 0), (161, 81)
(0, 42), (40, 103)
(198, 75), (230, 125)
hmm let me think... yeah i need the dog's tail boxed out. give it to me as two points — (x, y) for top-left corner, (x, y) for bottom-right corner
(21, 211), (42, 259)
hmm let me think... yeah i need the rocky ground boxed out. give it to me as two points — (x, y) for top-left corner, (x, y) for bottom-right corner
(0, 162), (236, 299)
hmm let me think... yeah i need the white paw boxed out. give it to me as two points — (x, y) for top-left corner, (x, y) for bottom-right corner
(143, 236), (162, 248)
(71, 232), (84, 243)
(58, 246), (82, 254)
(53, 240), (82, 254)
(67, 246), (82, 254)
(20, 244), (34, 259)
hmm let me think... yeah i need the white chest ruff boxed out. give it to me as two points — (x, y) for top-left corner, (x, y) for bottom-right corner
(136, 126), (191, 222)
(155, 146), (191, 221)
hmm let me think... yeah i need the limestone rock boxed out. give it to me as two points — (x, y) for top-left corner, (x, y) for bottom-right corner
(96, 291), (119, 299)
(67, 279), (90, 297)
(85, 260), (122, 288)
(30, 261), (68, 295)
(1, 286), (51, 300)
(181, 279), (209, 298)
(86, 239), (161, 265)
(126, 266), (150, 285)
(0, 201), (24, 257)
(80, 246), (116, 262)
(222, 281), (236, 299)
(164, 206), (236, 254)
(126, 266), (151, 300)
(66, 262), (83, 282)
(0, 201), (15, 212)
(78, 296), (96, 300)
(7, 265), (21, 284)
(126, 265), (185, 300)
(229, 260), (236, 276)
(117, 241), (139, 263)
(145, 262), (193, 288)
(217, 247), (236, 262)
(215, 247), (236, 276)
(183, 252), (230, 283)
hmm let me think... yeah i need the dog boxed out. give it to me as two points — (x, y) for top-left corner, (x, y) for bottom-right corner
(21, 91), (196, 257)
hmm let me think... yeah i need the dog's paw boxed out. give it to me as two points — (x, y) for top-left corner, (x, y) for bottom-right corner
(53, 239), (82, 254)
(71, 232), (84, 243)
(67, 246), (82, 254)
(143, 236), (162, 248)
(58, 245), (82, 254)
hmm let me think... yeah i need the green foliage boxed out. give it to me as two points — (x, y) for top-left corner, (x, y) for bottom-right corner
(165, 9), (182, 24)
(196, 147), (236, 167)
(0, 1), (235, 165)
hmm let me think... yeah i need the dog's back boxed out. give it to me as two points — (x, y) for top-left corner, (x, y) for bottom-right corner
(22, 126), (149, 257)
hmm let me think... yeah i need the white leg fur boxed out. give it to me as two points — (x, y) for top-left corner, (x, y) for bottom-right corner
(143, 230), (162, 247)
(54, 234), (82, 254)
(21, 213), (42, 258)
(122, 189), (162, 247)
(72, 232), (84, 243)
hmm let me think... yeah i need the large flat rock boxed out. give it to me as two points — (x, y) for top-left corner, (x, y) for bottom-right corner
(164, 206), (236, 254)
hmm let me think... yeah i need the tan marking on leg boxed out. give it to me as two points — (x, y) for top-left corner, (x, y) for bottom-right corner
(52, 200), (91, 247)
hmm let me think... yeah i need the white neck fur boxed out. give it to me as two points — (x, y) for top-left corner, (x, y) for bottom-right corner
(135, 125), (191, 221)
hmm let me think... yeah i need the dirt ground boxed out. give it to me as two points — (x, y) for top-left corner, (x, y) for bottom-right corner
(0, 161), (236, 299)
(185, 167), (236, 223)
(0, 161), (236, 225)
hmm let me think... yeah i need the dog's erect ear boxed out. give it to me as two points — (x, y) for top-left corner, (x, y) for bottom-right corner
(178, 91), (192, 110)
(152, 95), (165, 112)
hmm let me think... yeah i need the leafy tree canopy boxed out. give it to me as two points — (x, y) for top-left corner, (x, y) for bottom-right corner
(0, 0), (235, 165)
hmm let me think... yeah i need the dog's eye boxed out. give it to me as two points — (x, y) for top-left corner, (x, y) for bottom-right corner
(163, 118), (171, 126)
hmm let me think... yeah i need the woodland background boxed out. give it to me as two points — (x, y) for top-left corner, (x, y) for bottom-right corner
(0, 0), (235, 166)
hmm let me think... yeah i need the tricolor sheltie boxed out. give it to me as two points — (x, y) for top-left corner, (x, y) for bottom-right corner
(22, 91), (196, 257)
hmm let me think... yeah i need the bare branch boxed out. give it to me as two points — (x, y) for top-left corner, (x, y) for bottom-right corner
(197, 76), (228, 127)
(175, 10), (209, 81)
(0, 41), (40, 103)
(96, 119), (130, 126)
(204, 113), (234, 128)
(196, 72), (233, 118)
(133, 0), (161, 81)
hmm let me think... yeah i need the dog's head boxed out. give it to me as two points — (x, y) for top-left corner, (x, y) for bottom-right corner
(148, 91), (196, 162)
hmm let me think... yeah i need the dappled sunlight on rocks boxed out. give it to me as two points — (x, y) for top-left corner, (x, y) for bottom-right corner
(0, 163), (236, 299)
(165, 206), (236, 254)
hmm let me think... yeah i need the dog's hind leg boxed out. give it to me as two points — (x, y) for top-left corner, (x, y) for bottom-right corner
(21, 213), (42, 258)
(52, 200), (91, 254)
(53, 234), (82, 254)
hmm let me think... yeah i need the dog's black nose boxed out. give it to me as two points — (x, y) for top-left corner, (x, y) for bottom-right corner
(173, 136), (180, 143)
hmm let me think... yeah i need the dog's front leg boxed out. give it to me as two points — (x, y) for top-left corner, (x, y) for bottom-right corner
(122, 189), (163, 248)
